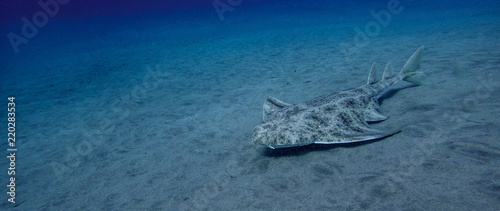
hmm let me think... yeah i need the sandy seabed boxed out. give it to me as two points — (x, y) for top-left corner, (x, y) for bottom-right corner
(1, 7), (499, 211)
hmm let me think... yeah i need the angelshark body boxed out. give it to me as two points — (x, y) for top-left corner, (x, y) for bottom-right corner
(253, 46), (425, 149)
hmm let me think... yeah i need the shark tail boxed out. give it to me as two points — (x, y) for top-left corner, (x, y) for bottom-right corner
(400, 46), (425, 85)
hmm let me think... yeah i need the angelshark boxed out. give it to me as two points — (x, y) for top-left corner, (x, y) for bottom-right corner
(253, 46), (425, 149)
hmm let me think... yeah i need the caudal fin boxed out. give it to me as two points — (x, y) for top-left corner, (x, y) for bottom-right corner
(400, 46), (425, 85)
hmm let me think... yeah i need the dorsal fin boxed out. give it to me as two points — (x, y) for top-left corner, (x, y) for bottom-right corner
(367, 62), (377, 85)
(382, 61), (392, 80)
(263, 97), (292, 122)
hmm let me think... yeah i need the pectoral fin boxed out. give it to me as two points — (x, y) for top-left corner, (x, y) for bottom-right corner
(263, 97), (292, 122)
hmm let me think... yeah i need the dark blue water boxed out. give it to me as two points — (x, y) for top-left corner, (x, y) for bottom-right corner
(1, 0), (499, 210)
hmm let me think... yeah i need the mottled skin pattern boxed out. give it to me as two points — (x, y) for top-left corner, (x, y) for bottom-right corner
(253, 47), (424, 149)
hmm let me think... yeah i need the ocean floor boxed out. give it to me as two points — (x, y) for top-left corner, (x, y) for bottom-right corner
(1, 3), (500, 210)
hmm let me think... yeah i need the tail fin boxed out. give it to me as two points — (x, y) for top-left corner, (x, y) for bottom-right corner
(400, 46), (425, 85)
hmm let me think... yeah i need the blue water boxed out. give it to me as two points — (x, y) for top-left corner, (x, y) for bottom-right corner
(1, 0), (500, 210)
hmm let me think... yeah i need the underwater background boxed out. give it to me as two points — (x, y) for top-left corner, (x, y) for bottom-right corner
(1, 0), (499, 210)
